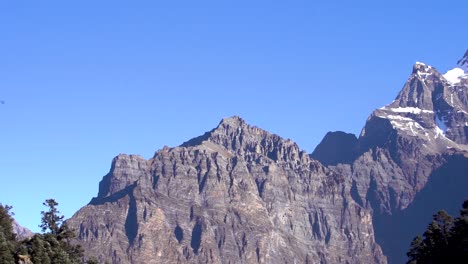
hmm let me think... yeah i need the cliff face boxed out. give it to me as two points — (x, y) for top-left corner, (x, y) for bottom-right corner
(68, 51), (468, 264)
(68, 117), (385, 264)
(312, 51), (468, 263)
(12, 220), (34, 240)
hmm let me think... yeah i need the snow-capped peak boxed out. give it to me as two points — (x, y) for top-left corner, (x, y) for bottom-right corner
(443, 50), (468, 85)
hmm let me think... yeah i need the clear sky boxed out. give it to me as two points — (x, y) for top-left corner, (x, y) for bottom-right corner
(1, 0), (467, 232)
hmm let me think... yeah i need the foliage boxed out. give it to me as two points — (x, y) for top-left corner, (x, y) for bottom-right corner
(407, 200), (468, 263)
(0, 199), (104, 264)
(40, 199), (64, 235)
(0, 204), (16, 264)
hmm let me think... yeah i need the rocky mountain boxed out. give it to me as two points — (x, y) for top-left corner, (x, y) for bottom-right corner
(312, 50), (468, 263)
(68, 117), (384, 263)
(12, 220), (34, 240)
(68, 50), (468, 264)
(311, 131), (358, 166)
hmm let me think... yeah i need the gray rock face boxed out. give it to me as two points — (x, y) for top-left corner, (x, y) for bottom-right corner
(313, 51), (468, 263)
(12, 220), (34, 240)
(310, 131), (358, 166)
(68, 50), (468, 264)
(354, 52), (468, 213)
(68, 117), (385, 264)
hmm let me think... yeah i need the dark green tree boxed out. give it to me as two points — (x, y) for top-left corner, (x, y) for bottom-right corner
(0, 231), (15, 264)
(407, 200), (468, 264)
(407, 235), (424, 264)
(421, 211), (452, 262)
(0, 204), (16, 264)
(29, 234), (52, 264)
(1, 199), (100, 263)
(28, 199), (83, 263)
(448, 200), (468, 261)
(0, 204), (16, 242)
(40, 199), (64, 235)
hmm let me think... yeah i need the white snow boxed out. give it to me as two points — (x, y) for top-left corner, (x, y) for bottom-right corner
(381, 115), (414, 121)
(434, 126), (445, 139)
(435, 114), (447, 134)
(418, 71), (432, 79)
(416, 61), (426, 66)
(443, 67), (466, 85)
(391, 120), (425, 136)
(380, 113), (425, 136)
(385, 107), (433, 114)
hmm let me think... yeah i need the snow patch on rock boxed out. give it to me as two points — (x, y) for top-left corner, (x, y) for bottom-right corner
(381, 107), (433, 114)
(443, 68), (466, 85)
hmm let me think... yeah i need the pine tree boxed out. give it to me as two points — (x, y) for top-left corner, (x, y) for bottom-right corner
(0, 231), (15, 264)
(40, 199), (64, 235)
(31, 199), (83, 264)
(30, 235), (52, 264)
(406, 200), (468, 264)
(0, 204), (15, 264)
(407, 235), (424, 264)
(448, 200), (468, 261)
(0, 199), (98, 263)
(0, 204), (16, 242)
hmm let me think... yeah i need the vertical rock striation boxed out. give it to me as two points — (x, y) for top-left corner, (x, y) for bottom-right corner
(312, 50), (468, 263)
(68, 117), (385, 264)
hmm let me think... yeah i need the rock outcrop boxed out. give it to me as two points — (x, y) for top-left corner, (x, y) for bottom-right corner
(68, 50), (468, 264)
(310, 131), (358, 166)
(68, 117), (385, 264)
(312, 50), (468, 263)
(12, 220), (34, 240)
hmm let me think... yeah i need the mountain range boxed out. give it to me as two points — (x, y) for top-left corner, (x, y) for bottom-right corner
(67, 50), (468, 263)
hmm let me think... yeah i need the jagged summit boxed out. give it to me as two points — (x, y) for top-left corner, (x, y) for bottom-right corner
(457, 50), (468, 70)
(181, 115), (307, 163)
(70, 118), (384, 264)
(180, 115), (249, 147)
(412, 61), (434, 74)
(218, 115), (245, 127)
(359, 52), (468, 146)
(68, 50), (467, 264)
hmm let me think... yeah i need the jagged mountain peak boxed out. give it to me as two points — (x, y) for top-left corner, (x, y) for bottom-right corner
(358, 50), (468, 149)
(412, 61), (434, 73)
(68, 50), (467, 264)
(180, 115), (248, 147)
(218, 115), (245, 127)
(180, 116), (307, 163)
(457, 49), (468, 71)
(387, 61), (442, 110)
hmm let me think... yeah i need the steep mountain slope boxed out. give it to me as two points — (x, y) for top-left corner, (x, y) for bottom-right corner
(68, 117), (385, 264)
(310, 131), (358, 166)
(12, 220), (34, 240)
(313, 50), (468, 263)
(68, 50), (467, 264)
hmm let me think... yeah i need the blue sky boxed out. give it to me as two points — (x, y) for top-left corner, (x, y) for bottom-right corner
(1, 1), (467, 232)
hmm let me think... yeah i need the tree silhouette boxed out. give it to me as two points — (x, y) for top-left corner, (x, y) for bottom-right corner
(407, 200), (468, 263)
